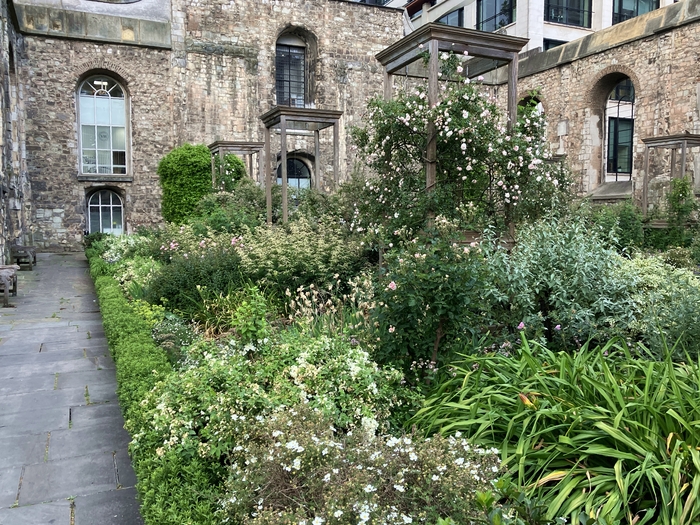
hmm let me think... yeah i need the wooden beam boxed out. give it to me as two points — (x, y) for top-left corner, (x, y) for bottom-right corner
(333, 121), (340, 190)
(643, 146), (650, 217)
(384, 70), (393, 101)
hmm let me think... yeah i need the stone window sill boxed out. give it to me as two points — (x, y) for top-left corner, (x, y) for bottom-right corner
(78, 174), (133, 183)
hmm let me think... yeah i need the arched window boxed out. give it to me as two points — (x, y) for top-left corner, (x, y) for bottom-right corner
(78, 76), (128, 175)
(87, 190), (123, 235)
(605, 78), (635, 181)
(276, 34), (306, 107)
(277, 158), (312, 190)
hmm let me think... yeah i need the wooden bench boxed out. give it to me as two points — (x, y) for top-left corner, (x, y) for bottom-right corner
(10, 244), (37, 270)
(0, 265), (19, 307)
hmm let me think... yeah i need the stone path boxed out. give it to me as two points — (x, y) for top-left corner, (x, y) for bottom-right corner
(0, 253), (143, 525)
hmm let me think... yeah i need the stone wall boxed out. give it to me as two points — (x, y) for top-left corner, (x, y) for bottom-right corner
(0, 0), (31, 259)
(9, 0), (402, 250)
(515, 0), (700, 207)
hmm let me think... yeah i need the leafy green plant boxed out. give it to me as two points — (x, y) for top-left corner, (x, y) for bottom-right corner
(213, 153), (247, 192)
(413, 335), (700, 525)
(151, 313), (199, 366)
(591, 200), (643, 253)
(158, 143), (213, 224)
(370, 230), (489, 371)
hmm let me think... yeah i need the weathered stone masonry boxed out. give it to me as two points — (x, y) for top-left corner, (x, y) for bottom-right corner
(7, 0), (403, 250)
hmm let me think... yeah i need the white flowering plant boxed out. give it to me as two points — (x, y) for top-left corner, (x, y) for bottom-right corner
(349, 52), (573, 245)
(218, 406), (502, 525)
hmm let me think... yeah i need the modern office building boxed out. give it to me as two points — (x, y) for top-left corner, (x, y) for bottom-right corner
(387, 0), (675, 52)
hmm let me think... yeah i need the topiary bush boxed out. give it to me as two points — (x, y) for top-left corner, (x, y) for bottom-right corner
(158, 143), (213, 224)
(213, 153), (247, 192)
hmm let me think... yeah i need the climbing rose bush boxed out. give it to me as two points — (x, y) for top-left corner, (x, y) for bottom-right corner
(349, 51), (573, 243)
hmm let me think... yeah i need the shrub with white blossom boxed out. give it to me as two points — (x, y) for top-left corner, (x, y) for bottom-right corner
(219, 406), (502, 525)
(349, 52), (573, 243)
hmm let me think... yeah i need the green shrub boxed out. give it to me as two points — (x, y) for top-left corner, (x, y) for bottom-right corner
(370, 232), (490, 371)
(591, 200), (643, 252)
(144, 249), (244, 318)
(413, 335), (700, 525)
(238, 217), (366, 295)
(661, 246), (695, 270)
(219, 406), (502, 525)
(619, 255), (700, 359)
(484, 215), (636, 349)
(188, 179), (269, 234)
(158, 143), (213, 224)
(213, 153), (247, 192)
(152, 313), (199, 366)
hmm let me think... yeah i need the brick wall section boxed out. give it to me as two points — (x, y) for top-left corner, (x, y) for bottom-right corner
(16, 0), (403, 249)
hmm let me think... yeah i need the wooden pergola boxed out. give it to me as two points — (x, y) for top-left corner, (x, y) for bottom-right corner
(642, 134), (700, 215)
(260, 106), (343, 223)
(207, 141), (265, 187)
(375, 22), (527, 197)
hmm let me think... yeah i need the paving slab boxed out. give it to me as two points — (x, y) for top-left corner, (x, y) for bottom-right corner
(74, 487), (143, 525)
(0, 407), (69, 437)
(69, 403), (123, 429)
(0, 500), (71, 524)
(48, 422), (131, 461)
(19, 452), (117, 505)
(0, 359), (99, 380)
(0, 374), (56, 396)
(0, 466), (22, 507)
(56, 370), (116, 390)
(0, 388), (88, 416)
(0, 342), (42, 355)
(0, 433), (46, 469)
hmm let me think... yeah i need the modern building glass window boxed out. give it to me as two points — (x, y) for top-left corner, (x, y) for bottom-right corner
(87, 190), (123, 235)
(277, 158), (311, 190)
(477, 0), (515, 32)
(543, 39), (568, 50)
(545, 0), (591, 27)
(276, 39), (306, 108)
(606, 78), (635, 179)
(437, 8), (464, 27)
(79, 76), (127, 175)
(612, 0), (659, 24)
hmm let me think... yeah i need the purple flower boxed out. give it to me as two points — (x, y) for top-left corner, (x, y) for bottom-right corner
(517, 322), (525, 330)
(554, 324), (561, 331)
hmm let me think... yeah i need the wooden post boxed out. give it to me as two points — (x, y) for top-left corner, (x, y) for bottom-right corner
(507, 52), (518, 130)
(265, 127), (272, 224)
(671, 147), (677, 179)
(210, 146), (216, 188)
(383, 70), (393, 101)
(281, 115), (288, 223)
(333, 121), (340, 190)
(248, 153), (254, 180)
(681, 140), (687, 179)
(426, 39), (439, 194)
(643, 146), (650, 216)
(314, 129), (321, 190)
(257, 148), (264, 187)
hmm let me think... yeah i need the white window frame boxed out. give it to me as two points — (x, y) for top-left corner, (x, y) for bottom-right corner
(77, 75), (130, 177)
(87, 189), (124, 235)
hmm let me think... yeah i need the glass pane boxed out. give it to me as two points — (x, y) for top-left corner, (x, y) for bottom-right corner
(82, 150), (97, 173)
(111, 99), (125, 126)
(101, 207), (111, 233)
(82, 126), (96, 149)
(112, 207), (123, 231)
(97, 127), (111, 149)
(98, 150), (111, 172)
(80, 96), (95, 125)
(112, 127), (126, 150)
(99, 190), (111, 203)
(113, 150), (126, 168)
(90, 208), (100, 233)
(95, 97), (110, 125)
(299, 177), (310, 190)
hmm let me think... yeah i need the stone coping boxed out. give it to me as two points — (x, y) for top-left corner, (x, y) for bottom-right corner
(519, 0), (700, 79)
(11, 1), (171, 48)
